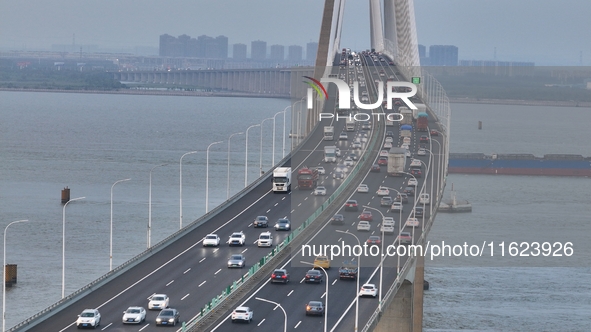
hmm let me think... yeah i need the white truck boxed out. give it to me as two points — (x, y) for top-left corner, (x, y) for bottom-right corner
(272, 167), (291, 192)
(387, 147), (406, 176)
(324, 126), (334, 140)
(399, 107), (413, 125)
(324, 146), (337, 163)
(345, 119), (355, 131)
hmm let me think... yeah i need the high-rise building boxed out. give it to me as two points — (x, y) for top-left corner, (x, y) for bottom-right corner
(215, 35), (228, 59)
(418, 44), (428, 65)
(306, 42), (318, 63)
(428, 45), (458, 66)
(270, 45), (285, 61)
(233, 43), (247, 60)
(251, 40), (267, 60)
(159, 34), (180, 57)
(287, 45), (303, 62)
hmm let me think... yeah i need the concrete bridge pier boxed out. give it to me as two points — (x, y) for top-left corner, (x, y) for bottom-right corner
(375, 254), (425, 332)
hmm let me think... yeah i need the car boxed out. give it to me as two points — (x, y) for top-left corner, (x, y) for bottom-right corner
(122, 306), (146, 324)
(380, 196), (393, 207)
(420, 135), (429, 143)
(385, 136), (393, 143)
(315, 166), (326, 175)
(386, 131), (394, 138)
(335, 148), (341, 157)
(401, 143), (410, 150)
(419, 193), (431, 205)
(410, 168), (422, 177)
(359, 210), (373, 221)
(275, 218), (291, 231)
(383, 142), (393, 149)
(313, 255), (331, 269)
(351, 141), (362, 149)
(395, 193), (409, 204)
(390, 202), (403, 212)
(430, 130), (439, 136)
(344, 157), (355, 166)
(381, 219), (395, 233)
(253, 215), (269, 228)
(203, 234), (220, 247)
(361, 123), (371, 130)
(333, 171), (345, 179)
(379, 149), (389, 157)
(257, 231), (273, 247)
(339, 132), (348, 140)
(366, 235), (381, 245)
(314, 186), (327, 196)
(357, 184), (369, 193)
(271, 269), (290, 283)
(227, 254), (245, 268)
(357, 220), (371, 231)
(155, 308), (180, 326)
(407, 178), (418, 187)
(345, 199), (359, 211)
(406, 217), (420, 228)
(413, 207), (424, 218)
(405, 150), (412, 158)
(417, 148), (427, 156)
(229, 232), (246, 246)
(403, 137), (411, 145)
(335, 164), (349, 173)
(305, 269), (324, 283)
(410, 159), (422, 168)
(399, 232), (412, 244)
(76, 309), (101, 329)
(330, 214), (345, 225)
(404, 186), (415, 196)
(370, 164), (381, 172)
(377, 157), (388, 166)
(348, 152), (358, 160)
(376, 186), (389, 196)
(359, 284), (378, 297)
(148, 294), (169, 310)
(306, 301), (325, 316)
(232, 306), (253, 323)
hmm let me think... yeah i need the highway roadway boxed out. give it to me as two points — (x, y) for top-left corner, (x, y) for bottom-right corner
(207, 51), (445, 332)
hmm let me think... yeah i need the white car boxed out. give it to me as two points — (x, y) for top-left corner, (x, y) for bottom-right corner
(122, 306), (146, 324)
(406, 217), (420, 228)
(383, 142), (393, 149)
(359, 284), (378, 297)
(335, 148), (341, 157)
(314, 186), (327, 196)
(390, 202), (403, 212)
(148, 294), (169, 310)
(357, 184), (369, 193)
(385, 137), (393, 143)
(376, 187), (389, 196)
(77, 309), (101, 329)
(407, 178), (418, 187)
(352, 141), (362, 149)
(344, 157), (355, 166)
(381, 220), (395, 234)
(417, 148), (426, 156)
(379, 150), (389, 157)
(401, 143), (410, 150)
(339, 132), (348, 140)
(405, 150), (411, 158)
(419, 193), (430, 205)
(257, 231), (273, 247)
(203, 234), (220, 247)
(316, 166), (326, 175)
(229, 232), (246, 246)
(335, 164), (349, 173)
(231, 306), (253, 323)
(410, 159), (422, 168)
(357, 221), (371, 231)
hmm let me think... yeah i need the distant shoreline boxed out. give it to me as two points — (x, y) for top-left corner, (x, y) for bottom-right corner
(1, 88), (590, 107)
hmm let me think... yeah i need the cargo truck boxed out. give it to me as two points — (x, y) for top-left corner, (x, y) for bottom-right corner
(400, 108), (413, 125)
(324, 146), (337, 163)
(324, 126), (334, 140)
(345, 119), (355, 131)
(416, 112), (428, 131)
(387, 147), (406, 176)
(272, 167), (291, 192)
(297, 166), (319, 189)
(339, 260), (358, 280)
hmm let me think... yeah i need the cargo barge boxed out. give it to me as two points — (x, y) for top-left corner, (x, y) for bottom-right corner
(449, 153), (591, 176)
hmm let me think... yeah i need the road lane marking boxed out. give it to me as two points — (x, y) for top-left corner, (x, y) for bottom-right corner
(257, 319), (266, 326)
(241, 248), (248, 253)
(183, 268), (191, 274)
(138, 324), (149, 331)
(100, 323), (112, 331)
(287, 290), (294, 296)
(213, 248), (219, 253)
(181, 293), (190, 300)
(294, 321), (302, 328)
(321, 292), (326, 299)
(198, 281), (206, 287)
(199, 257), (206, 263)
(214, 269), (222, 275)
(332, 279), (338, 285)
(166, 280), (174, 286)
(300, 277), (305, 283)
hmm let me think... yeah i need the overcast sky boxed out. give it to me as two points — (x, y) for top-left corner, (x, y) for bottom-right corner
(1, 0), (590, 65)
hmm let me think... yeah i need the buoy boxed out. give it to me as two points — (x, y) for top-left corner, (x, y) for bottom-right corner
(61, 187), (71, 204)
(423, 280), (429, 290)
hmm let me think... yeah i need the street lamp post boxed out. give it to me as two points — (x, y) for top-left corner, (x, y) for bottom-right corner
(260, 118), (273, 175)
(3, 220), (27, 332)
(335, 230), (360, 331)
(418, 159), (431, 232)
(245, 124), (260, 187)
(280, 106), (291, 158)
(300, 261), (328, 332)
(227, 132), (244, 199)
(273, 110), (287, 166)
(148, 163), (167, 249)
(111, 178), (130, 271)
(180, 151), (198, 229)
(255, 297), (287, 332)
(361, 205), (388, 312)
(63, 196), (84, 299)
(206, 141), (223, 213)
(385, 187), (403, 279)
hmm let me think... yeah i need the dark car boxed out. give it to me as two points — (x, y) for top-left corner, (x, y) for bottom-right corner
(414, 207), (424, 218)
(345, 199), (359, 211)
(366, 235), (381, 245)
(348, 152), (358, 160)
(380, 196), (393, 207)
(377, 157), (388, 166)
(395, 193), (409, 204)
(404, 186), (415, 196)
(253, 215), (269, 228)
(305, 269), (323, 284)
(410, 168), (422, 178)
(430, 130), (439, 136)
(370, 164), (381, 172)
(386, 131), (394, 138)
(156, 308), (180, 326)
(305, 301), (325, 316)
(330, 214), (345, 225)
(274, 218), (291, 231)
(271, 269), (290, 283)
(419, 135), (429, 143)
(359, 210), (373, 221)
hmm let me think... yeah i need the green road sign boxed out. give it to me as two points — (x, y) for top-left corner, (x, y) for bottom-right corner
(412, 77), (421, 84)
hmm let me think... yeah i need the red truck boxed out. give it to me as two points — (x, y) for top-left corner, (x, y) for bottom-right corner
(417, 112), (428, 132)
(297, 167), (319, 189)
